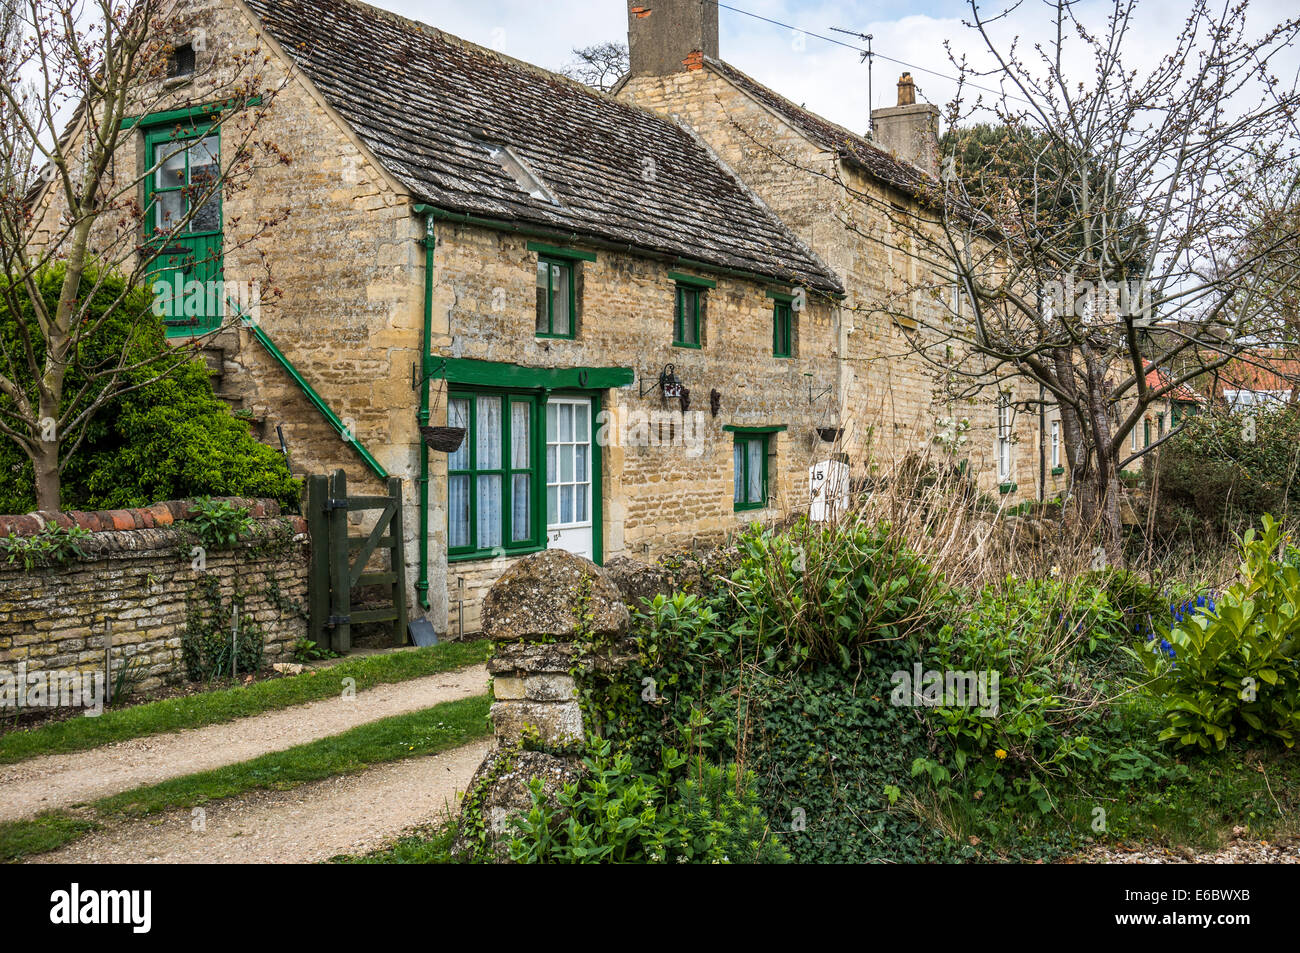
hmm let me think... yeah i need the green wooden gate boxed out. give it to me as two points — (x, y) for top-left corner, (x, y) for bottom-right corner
(307, 469), (409, 653)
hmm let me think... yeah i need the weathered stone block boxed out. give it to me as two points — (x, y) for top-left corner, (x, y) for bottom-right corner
(480, 549), (628, 643)
(489, 699), (583, 748)
(523, 673), (576, 702)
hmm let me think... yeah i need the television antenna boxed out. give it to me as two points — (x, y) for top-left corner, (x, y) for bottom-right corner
(830, 27), (873, 138)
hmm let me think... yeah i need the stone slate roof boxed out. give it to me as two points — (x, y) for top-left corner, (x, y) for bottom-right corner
(242, 0), (842, 293)
(705, 57), (935, 202)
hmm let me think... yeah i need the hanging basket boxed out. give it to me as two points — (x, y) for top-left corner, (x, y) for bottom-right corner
(420, 425), (466, 452)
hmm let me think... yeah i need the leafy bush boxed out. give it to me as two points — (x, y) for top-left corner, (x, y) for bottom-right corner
(727, 518), (943, 668)
(1135, 516), (1300, 750)
(1156, 407), (1300, 538)
(0, 524), (91, 570)
(923, 576), (1139, 810)
(0, 263), (298, 514)
(187, 496), (253, 550)
(506, 740), (788, 864)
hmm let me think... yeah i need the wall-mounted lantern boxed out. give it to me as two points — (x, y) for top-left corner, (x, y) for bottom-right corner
(641, 363), (690, 411)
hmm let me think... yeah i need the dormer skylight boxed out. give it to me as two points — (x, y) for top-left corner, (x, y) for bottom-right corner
(476, 137), (559, 205)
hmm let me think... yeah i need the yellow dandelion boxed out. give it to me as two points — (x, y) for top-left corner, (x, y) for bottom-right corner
(995, 749), (1008, 760)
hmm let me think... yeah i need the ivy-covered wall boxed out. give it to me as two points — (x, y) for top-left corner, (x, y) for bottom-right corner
(0, 499), (308, 692)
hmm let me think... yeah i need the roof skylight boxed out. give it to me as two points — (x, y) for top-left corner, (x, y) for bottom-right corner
(477, 138), (559, 205)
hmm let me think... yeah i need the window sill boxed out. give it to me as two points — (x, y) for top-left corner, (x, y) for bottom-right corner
(534, 332), (575, 341)
(734, 502), (768, 512)
(1051, 466), (1064, 476)
(672, 342), (702, 350)
(449, 543), (545, 564)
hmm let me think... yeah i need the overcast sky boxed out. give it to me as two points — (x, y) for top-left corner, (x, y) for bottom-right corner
(370, 0), (1300, 136)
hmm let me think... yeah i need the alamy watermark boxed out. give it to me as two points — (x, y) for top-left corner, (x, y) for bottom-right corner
(0, 662), (105, 716)
(594, 406), (706, 456)
(1041, 275), (1153, 324)
(890, 663), (1000, 716)
(151, 275), (261, 325)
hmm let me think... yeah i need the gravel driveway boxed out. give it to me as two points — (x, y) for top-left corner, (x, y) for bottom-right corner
(0, 664), (488, 822)
(29, 740), (493, 864)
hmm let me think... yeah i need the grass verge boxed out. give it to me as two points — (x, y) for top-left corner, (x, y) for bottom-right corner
(0, 639), (489, 765)
(0, 693), (491, 861)
(329, 819), (462, 864)
(0, 812), (99, 863)
(96, 693), (492, 817)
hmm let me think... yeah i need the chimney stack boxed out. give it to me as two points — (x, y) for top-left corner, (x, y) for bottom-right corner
(627, 0), (719, 76)
(870, 72), (940, 176)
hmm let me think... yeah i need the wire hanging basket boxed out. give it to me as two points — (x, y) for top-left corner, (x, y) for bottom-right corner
(419, 363), (466, 452)
(420, 425), (466, 452)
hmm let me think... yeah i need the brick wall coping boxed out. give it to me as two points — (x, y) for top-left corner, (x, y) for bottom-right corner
(0, 498), (289, 538)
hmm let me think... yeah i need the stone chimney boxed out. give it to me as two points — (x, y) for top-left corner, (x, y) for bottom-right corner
(870, 73), (940, 176)
(627, 0), (719, 76)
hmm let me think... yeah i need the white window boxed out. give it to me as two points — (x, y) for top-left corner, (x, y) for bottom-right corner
(997, 393), (1012, 482)
(1131, 426), (1138, 452)
(1051, 420), (1060, 468)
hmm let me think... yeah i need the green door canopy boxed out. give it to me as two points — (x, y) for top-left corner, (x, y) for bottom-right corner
(428, 356), (633, 391)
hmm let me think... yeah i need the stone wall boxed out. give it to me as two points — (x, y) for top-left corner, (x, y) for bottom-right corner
(0, 500), (308, 693)
(433, 220), (842, 634)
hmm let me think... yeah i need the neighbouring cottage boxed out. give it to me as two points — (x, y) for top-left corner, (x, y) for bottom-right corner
(615, 0), (1046, 499)
(32, 0), (850, 638)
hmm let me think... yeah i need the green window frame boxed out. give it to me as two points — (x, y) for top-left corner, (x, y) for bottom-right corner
(1143, 418), (1151, 447)
(674, 284), (704, 348)
(773, 301), (793, 357)
(733, 432), (769, 511)
(446, 389), (544, 560)
(535, 257), (575, 339)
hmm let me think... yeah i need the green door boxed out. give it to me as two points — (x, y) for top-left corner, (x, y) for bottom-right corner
(145, 124), (222, 336)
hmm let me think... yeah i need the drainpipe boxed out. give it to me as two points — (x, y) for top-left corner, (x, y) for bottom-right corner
(413, 205), (436, 610)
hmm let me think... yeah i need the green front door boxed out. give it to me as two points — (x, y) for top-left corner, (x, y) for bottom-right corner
(145, 124), (222, 336)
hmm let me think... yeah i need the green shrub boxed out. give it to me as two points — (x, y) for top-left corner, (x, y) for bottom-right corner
(1156, 407), (1300, 538)
(187, 496), (253, 550)
(925, 576), (1134, 809)
(728, 518), (943, 668)
(585, 592), (969, 862)
(0, 263), (298, 514)
(506, 740), (788, 864)
(1134, 516), (1300, 750)
(0, 524), (91, 570)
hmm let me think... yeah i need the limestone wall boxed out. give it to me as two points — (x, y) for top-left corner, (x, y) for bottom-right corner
(431, 222), (841, 633)
(0, 500), (308, 693)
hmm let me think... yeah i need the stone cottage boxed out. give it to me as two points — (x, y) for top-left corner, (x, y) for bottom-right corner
(615, 0), (1046, 499)
(32, 0), (854, 636)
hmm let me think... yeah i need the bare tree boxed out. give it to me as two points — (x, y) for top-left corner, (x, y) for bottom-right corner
(875, 0), (1300, 555)
(562, 41), (628, 92)
(0, 0), (286, 511)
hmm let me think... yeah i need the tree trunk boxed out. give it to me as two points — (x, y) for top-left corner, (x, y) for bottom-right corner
(32, 436), (60, 511)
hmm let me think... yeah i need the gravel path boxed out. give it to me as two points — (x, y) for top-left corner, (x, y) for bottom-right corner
(1075, 833), (1300, 863)
(0, 665), (488, 822)
(30, 740), (493, 864)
